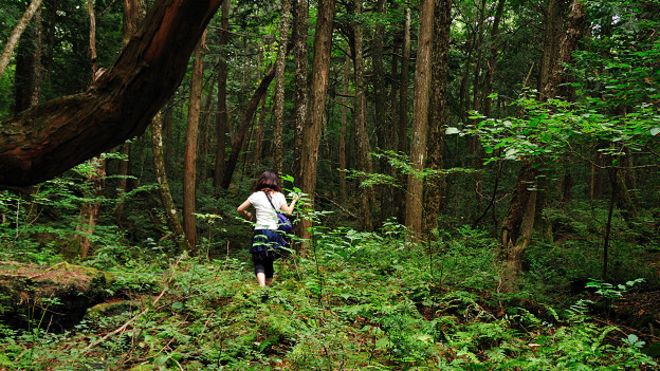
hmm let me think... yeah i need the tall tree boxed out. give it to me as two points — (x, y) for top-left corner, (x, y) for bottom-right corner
(481, 0), (506, 116)
(499, 0), (586, 291)
(273, 0), (293, 175)
(116, 0), (146, 221)
(298, 0), (336, 239)
(0, 0), (224, 187)
(151, 111), (187, 250)
(292, 0), (309, 182)
(404, 0), (436, 237)
(398, 8), (411, 154)
(214, 0), (230, 188)
(338, 57), (350, 204)
(221, 65), (276, 189)
(183, 33), (206, 250)
(423, 0), (452, 234)
(352, 0), (373, 230)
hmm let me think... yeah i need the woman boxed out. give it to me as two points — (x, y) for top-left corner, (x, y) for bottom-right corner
(236, 171), (298, 287)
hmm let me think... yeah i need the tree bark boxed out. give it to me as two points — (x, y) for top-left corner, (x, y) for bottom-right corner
(0, 0), (44, 80)
(292, 0), (309, 183)
(273, 0), (292, 175)
(398, 8), (411, 154)
(76, 0), (104, 258)
(252, 94), (267, 170)
(183, 34), (206, 250)
(353, 0), (373, 230)
(404, 0), (435, 237)
(222, 65), (277, 189)
(423, 0), (451, 235)
(298, 0), (336, 240)
(151, 112), (187, 250)
(116, 0), (145, 221)
(499, 164), (538, 291)
(213, 0), (231, 188)
(481, 0), (506, 117)
(0, 0), (223, 187)
(537, 0), (565, 99)
(338, 58), (350, 204)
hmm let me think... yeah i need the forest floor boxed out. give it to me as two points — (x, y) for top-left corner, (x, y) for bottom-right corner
(0, 221), (658, 369)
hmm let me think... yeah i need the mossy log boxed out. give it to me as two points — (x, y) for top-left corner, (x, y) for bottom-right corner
(0, 261), (110, 331)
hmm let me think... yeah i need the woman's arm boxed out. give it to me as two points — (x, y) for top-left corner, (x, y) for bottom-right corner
(279, 193), (299, 215)
(236, 199), (253, 220)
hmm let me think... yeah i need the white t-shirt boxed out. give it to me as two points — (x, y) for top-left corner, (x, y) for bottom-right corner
(247, 191), (287, 230)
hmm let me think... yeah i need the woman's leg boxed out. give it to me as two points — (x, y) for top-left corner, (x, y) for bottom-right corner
(256, 272), (267, 287)
(253, 255), (268, 287)
(264, 257), (275, 286)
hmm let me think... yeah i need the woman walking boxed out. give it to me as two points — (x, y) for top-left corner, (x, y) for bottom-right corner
(237, 171), (298, 287)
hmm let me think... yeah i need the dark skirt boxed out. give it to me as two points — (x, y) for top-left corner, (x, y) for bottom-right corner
(250, 229), (288, 259)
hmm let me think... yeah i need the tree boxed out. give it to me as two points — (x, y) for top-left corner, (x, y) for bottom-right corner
(292, 0), (309, 182)
(0, 0), (223, 187)
(183, 33), (206, 250)
(404, 0), (436, 237)
(273, 0), (292, 175)
(352, 0), (373, 230)
(298, 0), (336, 240)
(423, 0), (451, 235)
(214, 0), (230, 188)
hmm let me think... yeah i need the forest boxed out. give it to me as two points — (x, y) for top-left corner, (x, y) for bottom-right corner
(0, 0), (658, 368)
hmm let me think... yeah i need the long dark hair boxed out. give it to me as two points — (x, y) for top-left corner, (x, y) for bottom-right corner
(254, 171), (281, 192)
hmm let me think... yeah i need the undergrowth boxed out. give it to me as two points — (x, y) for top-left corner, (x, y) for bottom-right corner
(0, 224), (655, 369)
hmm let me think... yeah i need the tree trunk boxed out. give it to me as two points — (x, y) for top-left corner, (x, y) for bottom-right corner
(537, 0), (565, 99)
(213, 0), (231, 188)
(481, 0), (506, 117)
(0, 0), (223, 187)
(298, 0), (336, 240)
(0, 0), (44, 79)
(499, 164), (538, 291)
(404, 0), (435, 237)
(338, 58), (350, 204)
(292, 0), (309, 183)
(222, 65), (276, 189)
(183, 34), (206, 250)
(353, 0), (373, 230)
(423, 0), (451, 235)
(76, 0), (104, 258)
(396, 8), (412, 223)
(273, 0), (292, 175)
(398, 8), (411, 155)
(30, 6), (43, 107)
(252, 94), (267, 170)
(116, 0), (146, 221)
(151, 112), (187, 250)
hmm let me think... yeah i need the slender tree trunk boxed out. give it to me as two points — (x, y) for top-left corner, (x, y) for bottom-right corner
(222, 65), (277, 189)
(298, 0), (336, 241)
(214, 0), (231, 188)
(396, 8), (411, 222)
(404, 0), (435, 237)
(398, 8), (411, 154)
(292, 0), (309, 182)
(423, 0), (451, 235)
(151, 112), (187, 250)
(372, 0), (387, 154)
(482, 0), (506, 117)
(183, 33), (206, 250)
(14, 22), (37, 114)
(76, 0), (104, 258)
(30, 6), (43, 107)
(537, 0), (564, 99)
(353, 0), (373, 230)
(116, 0), (145, 221)
(253, 94), (267, 169)
(338, 57), (350, 204)
(0, 0), (44, 79)
(273, 0), (292, 175)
